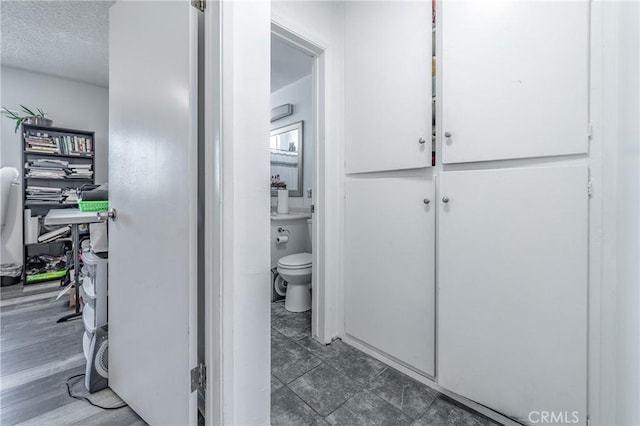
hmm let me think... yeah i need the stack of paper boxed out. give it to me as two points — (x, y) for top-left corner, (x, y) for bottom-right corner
(67, 163), (93, 180)
(24, 159), (93, 181)
(38, 226), (71, 243)
(26, 186), (64, 203)
(62, 188), (79, 203)
(25, 159), (68, 179)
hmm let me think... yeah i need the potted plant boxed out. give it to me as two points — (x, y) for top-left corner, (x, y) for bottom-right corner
(1, 105), (52, 133)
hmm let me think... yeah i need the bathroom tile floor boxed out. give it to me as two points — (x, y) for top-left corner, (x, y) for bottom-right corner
(271, 301), (502, 426)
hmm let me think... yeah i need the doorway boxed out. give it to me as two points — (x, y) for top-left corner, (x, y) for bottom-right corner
(270, 24), (327, 345)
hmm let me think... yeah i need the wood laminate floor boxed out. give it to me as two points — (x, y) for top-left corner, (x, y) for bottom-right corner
(0, 281), (145, 426)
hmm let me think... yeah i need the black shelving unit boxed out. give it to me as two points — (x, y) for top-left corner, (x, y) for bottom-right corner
(22, 124), (95, 285)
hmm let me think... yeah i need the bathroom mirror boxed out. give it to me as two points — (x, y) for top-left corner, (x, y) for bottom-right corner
(270, 121), (303, 197)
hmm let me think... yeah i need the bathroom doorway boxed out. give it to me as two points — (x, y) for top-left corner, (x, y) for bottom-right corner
(269, 24), (327, 342)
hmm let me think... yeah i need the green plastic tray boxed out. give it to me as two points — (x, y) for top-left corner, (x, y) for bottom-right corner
(26, 270), (66, 283)
(78, 200), (109, 212)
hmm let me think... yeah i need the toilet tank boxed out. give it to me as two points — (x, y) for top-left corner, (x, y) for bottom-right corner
(270, 214), (311, 268)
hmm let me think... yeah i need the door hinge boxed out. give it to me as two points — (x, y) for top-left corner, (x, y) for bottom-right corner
(311, 204), (315, 213)
(587, 122), (593, 139)
(588, 179), (593, 198)
(191, 0), (205, 12)
(191, 363), (207, 392)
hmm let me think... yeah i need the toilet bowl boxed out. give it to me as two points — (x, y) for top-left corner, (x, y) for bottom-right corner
(277, 252), (312, 312)
(277, 218), (313, 312)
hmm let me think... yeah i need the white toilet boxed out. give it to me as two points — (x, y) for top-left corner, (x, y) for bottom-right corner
(277, 219), (312, 312)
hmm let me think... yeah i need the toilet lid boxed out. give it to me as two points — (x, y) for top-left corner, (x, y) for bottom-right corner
(278, 253), (312, 269)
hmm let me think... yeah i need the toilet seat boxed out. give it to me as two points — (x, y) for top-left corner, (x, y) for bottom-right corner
(276, 252), (312, 313)
(277, 253), (312, 270)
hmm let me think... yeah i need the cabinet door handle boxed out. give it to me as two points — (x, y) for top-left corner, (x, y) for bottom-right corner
(418, 137), (426, 144)
(442, 196), (450, 203)
(423, 198), (430, 205)
(444, 132), (452, 138)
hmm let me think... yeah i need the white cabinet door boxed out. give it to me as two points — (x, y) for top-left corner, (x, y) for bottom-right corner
(345, 175), (435, 376)
(345, 1), (432, 174)
(441, 1), (589, 164)
(108, 2), (198, 424)
(438, 166), (588, 424)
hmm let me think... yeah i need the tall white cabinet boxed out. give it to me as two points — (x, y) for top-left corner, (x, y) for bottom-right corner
(344, 1), (592, 424)
(438, 2), (591, 424)
(344, 0), (435, 378)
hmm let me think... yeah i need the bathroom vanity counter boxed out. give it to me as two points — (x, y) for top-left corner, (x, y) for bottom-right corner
(270, 212), (311, 221)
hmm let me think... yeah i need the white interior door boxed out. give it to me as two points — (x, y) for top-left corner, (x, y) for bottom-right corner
(108, 2), (198, 424)
(345, 174), (435, 376)
(441, 1), (589, 164)
(345, 1), (432, 174)
(438, 165), (588, 424)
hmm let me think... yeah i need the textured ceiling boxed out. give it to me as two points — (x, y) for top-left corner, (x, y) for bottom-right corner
(1, 0), (113, 87)
(271, 35), (313, 93)
(2, 2), (311, 90)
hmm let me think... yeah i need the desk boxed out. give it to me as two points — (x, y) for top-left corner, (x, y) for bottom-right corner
(44, 209), (104, 323)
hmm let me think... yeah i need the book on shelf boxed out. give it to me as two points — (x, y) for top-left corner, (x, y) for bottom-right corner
(57, 135), (93, 156)
(23, 130), (94, 156)
(24, 131), (60, 154)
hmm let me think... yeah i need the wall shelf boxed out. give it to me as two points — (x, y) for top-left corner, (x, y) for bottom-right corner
(24, 151), (93, 160)
(22, 124), (96, 284)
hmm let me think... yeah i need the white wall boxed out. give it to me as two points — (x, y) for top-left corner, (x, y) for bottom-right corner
(209, 1), (272, 424)
(596, 2), (640, 424)
(612, 2), (640, 424)
(271, 74), (312, 211)
(0, 66), (108, 264)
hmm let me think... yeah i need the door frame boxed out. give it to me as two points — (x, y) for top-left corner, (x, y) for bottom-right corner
(202, 1), (222, 423)
(270, 22), (330, 344)
(203, 1), (272, 424)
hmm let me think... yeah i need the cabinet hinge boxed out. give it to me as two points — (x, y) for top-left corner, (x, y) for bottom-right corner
(191, 363), (207, 393)
(191, 0), (205, 12)
(587, 122), (593, 139)
(588, 179), (593, 198)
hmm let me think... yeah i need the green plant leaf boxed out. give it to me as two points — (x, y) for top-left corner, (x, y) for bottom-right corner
(2, 107), (19, 119)
(19, 104), (37, 116)
(14, 117), (24, 133)
(36, 108), (46, 117)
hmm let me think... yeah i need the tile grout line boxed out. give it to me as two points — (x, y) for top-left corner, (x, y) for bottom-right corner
(320, 387), (365, 423)
(271, 301), (496, 426)
(276, 356), (323, 386)
(280, 382), (328, 422)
